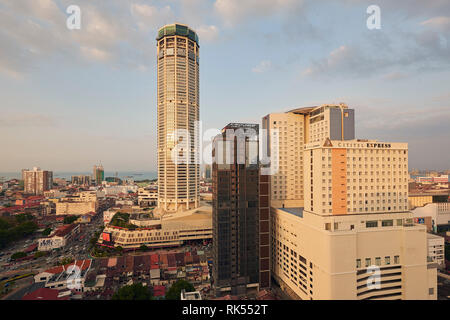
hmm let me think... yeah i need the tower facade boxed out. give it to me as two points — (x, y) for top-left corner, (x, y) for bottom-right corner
(212, 123), (270, 297)
(262, 103), (355, 208)
(156, 23), (200, 212)
(93, 165), (104, 186)
(24, 167), (53, 195)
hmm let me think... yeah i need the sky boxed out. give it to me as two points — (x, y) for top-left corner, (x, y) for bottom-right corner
(0, 0), (449, 172)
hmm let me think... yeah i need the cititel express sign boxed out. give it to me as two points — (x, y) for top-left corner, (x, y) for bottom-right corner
(336, 142), (392, 148)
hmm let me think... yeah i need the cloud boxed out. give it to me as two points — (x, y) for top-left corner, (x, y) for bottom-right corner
(381, 71), (409, 81)
(357, 106), (450, 137)
(0, 113), (56, 127)
(0, 0), (178, 77)
(214, 0), (302, 26)
(302, 45), (372, 77)
(130, 3), (175, 31)
(421, 16), (450, 31)
(80, 46), (111, 62)
(195, 25), (219, 42)
(252, 60), (272, 73)
(302, 25), (450, 79)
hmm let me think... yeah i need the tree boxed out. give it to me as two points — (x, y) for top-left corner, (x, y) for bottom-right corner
(11, 251), (27, 260)
(63, 216), (78, 225)
(111, 283), (153, 300)
(42, 228), (52, 236)
(34, 251), (46, 259)
(139, 244), (148, 251)
(15, 213), (33, 223)
(445, 242), (450, 261)
(58, 257), (74, 265)
(165, 280), (195, 300)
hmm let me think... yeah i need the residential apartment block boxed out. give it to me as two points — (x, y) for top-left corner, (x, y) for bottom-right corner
(23, 167), (53, 195)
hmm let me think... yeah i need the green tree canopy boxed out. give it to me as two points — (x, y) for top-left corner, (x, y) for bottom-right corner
(42, 227), (52, 236)
(15, 213), (34, 223)
(0, 219), (11, 230)
(11, 251), (27, 260)
(165, 280), (195, 300)
(63, 216), (78, 225)
(0, 217), (37, 249)
(112, 283), (153, 300)
(34, 251), (47, 259)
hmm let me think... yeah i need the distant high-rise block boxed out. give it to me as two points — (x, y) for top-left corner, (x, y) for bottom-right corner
(156, 23), (200, 212)
(212, 123), (270, 297)
(93, 165), (104, 186)
(23, 167), (53, 195)
(71, 175), (91, 186)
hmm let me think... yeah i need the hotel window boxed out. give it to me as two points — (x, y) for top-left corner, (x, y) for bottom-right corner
(366, 221), (378, 228)
(385, 256), (391, 265)
(375, 257), (381, 266)
(394, 255), (400, 264)
(356, 259), (361, 268)
(397, 219), (403, 226)
(382, 220), (393, 227)
(365, 258), (371, 267)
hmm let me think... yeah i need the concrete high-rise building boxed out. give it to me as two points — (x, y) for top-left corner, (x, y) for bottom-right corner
(270, 138), (437, 300)
(93, 165), (104, 186)
(212, 123), (270, 297)
(23, 167), (53, 195)
(262, 103), (354, 208)
(202, 164), (211, 180)
(71, 175), (91, 186)
(21, 168), (29, 181)
(156, 23), (200, 212)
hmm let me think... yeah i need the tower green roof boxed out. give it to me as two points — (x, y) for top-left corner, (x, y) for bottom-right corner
(156, 23), (199, 45)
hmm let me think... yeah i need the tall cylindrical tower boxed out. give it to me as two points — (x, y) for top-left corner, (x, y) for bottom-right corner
(156, 23), (200, 212)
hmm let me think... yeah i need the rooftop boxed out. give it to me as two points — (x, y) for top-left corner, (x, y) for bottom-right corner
(44, 259), (92, 275)
(279, 207), (304, 218)
(156, 23), (199, 45)
(22, 288), (69, 300)
(427, 233), (445, 240)
(288, 103), (348, 115)
(53, 223), (78, 237)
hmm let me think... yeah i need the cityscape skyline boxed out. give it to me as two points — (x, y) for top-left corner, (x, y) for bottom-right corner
(1, 0), (449, 172)
(1, 4), (449, 303)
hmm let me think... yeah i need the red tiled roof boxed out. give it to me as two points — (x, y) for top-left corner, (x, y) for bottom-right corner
(150, 254), (159, 265)
(0, 203), (40, 213)
(22, 288), (69, 300)
(24, 243), (38, 253)
(213, 295), (237, 300)
(27, 196), (44, 202)
(44, 259), (92, 275)
(54, 223), (78, 237)
(153, 285), (165, 297)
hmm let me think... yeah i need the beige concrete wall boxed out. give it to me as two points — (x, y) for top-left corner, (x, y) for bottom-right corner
(56, 201), (96, 215)
(272, 208), (435, 300)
